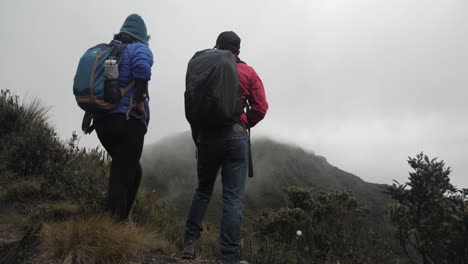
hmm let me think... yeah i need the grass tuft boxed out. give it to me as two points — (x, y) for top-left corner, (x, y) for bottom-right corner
(0, 213), (34, 242)
(4, 179), (43, 201)
(38, 202), (80, 219)
(40, 214), (158, 263)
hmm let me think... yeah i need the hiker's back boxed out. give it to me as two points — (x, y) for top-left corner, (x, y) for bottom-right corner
(106, 42), (153, 124)
(117, 42), (152, 88)
(185, 49), (243, 129)
(76, 14), (154, 222)
(183, 31), (269, 264)
(236, 62), (255, 93)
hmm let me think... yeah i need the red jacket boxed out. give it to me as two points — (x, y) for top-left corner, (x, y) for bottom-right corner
(237, 58), (269, 129)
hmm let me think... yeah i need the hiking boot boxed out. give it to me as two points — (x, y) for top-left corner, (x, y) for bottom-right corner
(181, 240), (197, 259)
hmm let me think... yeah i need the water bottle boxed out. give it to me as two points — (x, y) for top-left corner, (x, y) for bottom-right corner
(104, 58), (119, 79)
(104, 57), (121, 104)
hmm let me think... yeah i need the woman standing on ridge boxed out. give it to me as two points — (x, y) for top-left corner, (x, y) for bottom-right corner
(91, 14), (154, 221)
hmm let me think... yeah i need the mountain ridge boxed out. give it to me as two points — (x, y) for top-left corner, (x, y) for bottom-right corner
(141, 132), (391, 222)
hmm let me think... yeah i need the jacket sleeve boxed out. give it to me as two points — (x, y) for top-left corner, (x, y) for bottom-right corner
(130, 43), (154, 81)
(246, 68), (268, 128)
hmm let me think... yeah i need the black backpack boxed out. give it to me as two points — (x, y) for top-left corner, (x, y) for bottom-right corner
(185, 49), (243, 128)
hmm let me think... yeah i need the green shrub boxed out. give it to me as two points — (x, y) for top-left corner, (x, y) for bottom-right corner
(386, 153), (468, 264)
(53, 142), (109, 209)
(0, 90), (62, 177)
(0, 90), (115, 262)
(250, 187), (395, 264)
(0, 89), (109, 213)
(3, 179), (43, 202)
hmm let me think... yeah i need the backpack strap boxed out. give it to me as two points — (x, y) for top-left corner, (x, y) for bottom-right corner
(108, 40), (128, 64)
(248, 127), (253, 178)
(120, 81), (136, 120)
(236, 57), (246, 64)
(244, 99), (254, 178)
(125, 94), (135, 120)
(120, 81), (135, 97)
(82, 112), (95, 134)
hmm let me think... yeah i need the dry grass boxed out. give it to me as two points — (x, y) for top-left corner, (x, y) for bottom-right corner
(38, 201), (80, 219)
(40, 215), (159, 264)
(0, 213), (33, 242)
(4, 179), (43, 201)
(198, 226), (220, 259)
(131, 189), (183, 254)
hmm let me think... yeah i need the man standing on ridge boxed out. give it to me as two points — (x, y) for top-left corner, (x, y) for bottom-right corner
(182, 31), (268, 264)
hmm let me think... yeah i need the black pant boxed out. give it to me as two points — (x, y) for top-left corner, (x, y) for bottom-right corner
(95, 114), (146, 220)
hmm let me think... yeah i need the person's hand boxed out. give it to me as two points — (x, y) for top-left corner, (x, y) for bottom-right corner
(136, 101), (147, 120)
(81, 112), (94, 134)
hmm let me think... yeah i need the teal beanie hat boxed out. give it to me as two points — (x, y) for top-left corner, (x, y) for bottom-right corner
(119, 14), (149, 46)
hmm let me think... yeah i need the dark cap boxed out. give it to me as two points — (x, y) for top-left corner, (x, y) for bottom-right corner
(215, 31), (241, 55)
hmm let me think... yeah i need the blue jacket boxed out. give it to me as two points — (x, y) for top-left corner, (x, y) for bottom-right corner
(99, 43), (153, 128)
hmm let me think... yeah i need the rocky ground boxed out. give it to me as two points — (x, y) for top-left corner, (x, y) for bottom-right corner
(142, 252), (221, 264)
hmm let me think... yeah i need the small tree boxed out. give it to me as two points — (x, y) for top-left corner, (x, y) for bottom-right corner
(252, 187), (393, 264)
(386, 153), (468, 264)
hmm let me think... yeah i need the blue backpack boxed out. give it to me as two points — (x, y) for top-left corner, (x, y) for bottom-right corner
(73, 41), (132, 113)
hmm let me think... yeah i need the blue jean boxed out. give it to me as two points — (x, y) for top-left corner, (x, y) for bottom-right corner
(184, 126), (249, 264)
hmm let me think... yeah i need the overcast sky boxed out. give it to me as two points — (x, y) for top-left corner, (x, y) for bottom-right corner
(1, 0), (467, 187)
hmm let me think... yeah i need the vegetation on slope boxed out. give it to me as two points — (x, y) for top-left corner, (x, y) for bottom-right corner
(0, 90), (162, 263)
(1, 89), (467, 264)
(141, 133), (391, 225)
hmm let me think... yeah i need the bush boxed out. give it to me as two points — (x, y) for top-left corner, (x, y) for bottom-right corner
(0, 89), (109, 214)
(3, 179), (43, 202)
(249, 187), (395, 264)
(53, 139), (109, 209)
(0, 90), (61, 177)
(386, 153), (468, 264)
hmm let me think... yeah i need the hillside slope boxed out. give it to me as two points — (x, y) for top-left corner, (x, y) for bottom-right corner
(141, 132), (391, 221)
